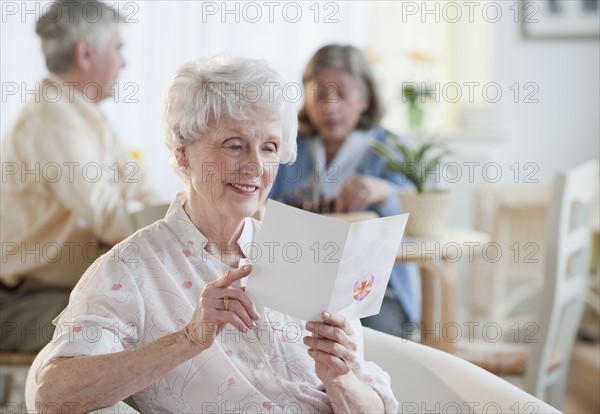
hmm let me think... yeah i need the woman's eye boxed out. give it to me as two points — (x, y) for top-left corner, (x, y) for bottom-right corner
(263, 144), (277, 153)
(224, 139), (243, 150)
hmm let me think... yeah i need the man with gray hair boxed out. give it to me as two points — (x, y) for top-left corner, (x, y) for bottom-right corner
(0, 0), (159, 353)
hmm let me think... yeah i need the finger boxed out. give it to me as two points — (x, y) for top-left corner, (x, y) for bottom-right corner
(303, 336), (357, 365)
(212, 310), (252, 333)
(200, 299), (254, 333)
(305, 321), (356, 352)
(229, 290), (261, 320)
(307, 348), (350, 374)
(344, 176), (359, 187)
(333, 194), (347, 213)
(322, 311), (355, 336)
(347, 197), (365, 212)
(212, 297), (256, 329)
(332, 196), (342, 213)
(212, 264), (252, 289)
(203, 286), (260, 322)
(228, 300), (256, 328)
(334, 183), (353, 213)
(322, 196), (336, 213)
(348, 192), (369, 211)
(185, 308), (249, 345)
(346, 185), (369, 209)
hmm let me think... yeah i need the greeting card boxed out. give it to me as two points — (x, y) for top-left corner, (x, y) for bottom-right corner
(245, 200), (408, 321)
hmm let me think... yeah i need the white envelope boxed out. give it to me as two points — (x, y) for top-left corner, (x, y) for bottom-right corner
(244, 200), (408, 321)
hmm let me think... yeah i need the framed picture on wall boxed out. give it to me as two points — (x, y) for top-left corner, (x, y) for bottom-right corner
(521, 0), (600, 39)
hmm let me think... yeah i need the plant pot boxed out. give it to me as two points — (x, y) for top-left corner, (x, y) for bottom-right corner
(399, 190), (452, 237)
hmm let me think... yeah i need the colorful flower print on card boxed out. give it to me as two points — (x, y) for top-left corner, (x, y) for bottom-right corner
(353, 274), (374, 302)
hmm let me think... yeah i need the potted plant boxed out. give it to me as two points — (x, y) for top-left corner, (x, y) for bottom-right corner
(401, 83), (436, 129)
(371, 134), (453, 237)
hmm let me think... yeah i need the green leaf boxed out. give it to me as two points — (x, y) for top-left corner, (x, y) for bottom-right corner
(372, 132), (451, 193)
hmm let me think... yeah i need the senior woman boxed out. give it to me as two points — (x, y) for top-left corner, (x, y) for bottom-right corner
(270, 44), (421, 339)
(34, 56), (398, 413)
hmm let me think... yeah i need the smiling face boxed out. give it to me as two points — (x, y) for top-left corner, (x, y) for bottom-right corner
(304, 67), (368, 144)
(182, 112), (282, 221)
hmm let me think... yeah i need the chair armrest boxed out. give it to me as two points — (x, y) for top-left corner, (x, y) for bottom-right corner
(362, 327), (559, 413)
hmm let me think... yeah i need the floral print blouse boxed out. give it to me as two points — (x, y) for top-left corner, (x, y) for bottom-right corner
(37, 194), (399, 413)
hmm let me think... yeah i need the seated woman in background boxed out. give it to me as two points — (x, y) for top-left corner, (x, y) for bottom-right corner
(270, 44), (421, 338)
(33, 55), (399, 413)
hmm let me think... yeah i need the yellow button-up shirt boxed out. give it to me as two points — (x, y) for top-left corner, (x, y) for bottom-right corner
(1, 74), (160, 288)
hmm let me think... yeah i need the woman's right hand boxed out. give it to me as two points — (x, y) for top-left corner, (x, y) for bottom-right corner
(181, 264), (260, 350)
(37, 266), (259, 411)
(333, 175), (390, 212)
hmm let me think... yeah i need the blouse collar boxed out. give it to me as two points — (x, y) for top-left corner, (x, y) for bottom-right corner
(165, 193), (257, 263)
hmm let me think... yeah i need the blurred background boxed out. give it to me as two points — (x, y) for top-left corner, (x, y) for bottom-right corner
(2, 1), (598, 225)
(1, 0), (599, 412)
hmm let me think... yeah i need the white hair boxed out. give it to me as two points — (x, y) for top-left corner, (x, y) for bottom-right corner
(35, 0), (122, 73)
(162, 55), (298, 182)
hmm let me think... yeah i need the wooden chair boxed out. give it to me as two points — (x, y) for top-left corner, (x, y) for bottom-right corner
(457, 160), (599, 409)
(128, 203), (169, 231)
(468, 182), (552, 326)
(0, 352), (37, 407)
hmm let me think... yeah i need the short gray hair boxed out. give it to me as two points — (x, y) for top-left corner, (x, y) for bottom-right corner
(162, 55), (298, 181)
(35, 0), (122, 73)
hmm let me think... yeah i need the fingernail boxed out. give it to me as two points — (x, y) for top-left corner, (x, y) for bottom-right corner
(306, 321), (314, 330)
(243, 264), (250, 271)
(323, 312), (331, 320)
(253, 308), (261, 320)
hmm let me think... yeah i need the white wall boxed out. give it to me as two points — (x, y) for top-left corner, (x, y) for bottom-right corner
(2, 1), (598, 211)
(368, 1), (599, 229)
(492, 1), (599, 182)
(448, 0), (600, 229)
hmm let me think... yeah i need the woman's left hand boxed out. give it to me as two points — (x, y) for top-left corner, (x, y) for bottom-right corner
(334, 175), (390, 212)
(304, 312), (358, 385)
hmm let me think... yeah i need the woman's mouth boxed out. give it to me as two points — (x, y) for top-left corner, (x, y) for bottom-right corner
(229, 183), (258, 194)
(323, 120), (342, 130)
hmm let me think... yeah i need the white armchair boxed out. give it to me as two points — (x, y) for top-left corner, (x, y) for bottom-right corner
(26, 327), (558, 413)
(362, 327), (559, 413)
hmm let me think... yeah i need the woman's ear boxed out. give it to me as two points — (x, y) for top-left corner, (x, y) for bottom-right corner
(175, 147), (190, 169)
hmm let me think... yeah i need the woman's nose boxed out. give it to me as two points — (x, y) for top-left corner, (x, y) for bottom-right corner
(240, 149), (262, 181)
(321, 98), (340, 114)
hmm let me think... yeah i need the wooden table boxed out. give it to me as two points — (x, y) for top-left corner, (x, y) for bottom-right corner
(397, 229), (490, 354)
(323, 212), (490, 353)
